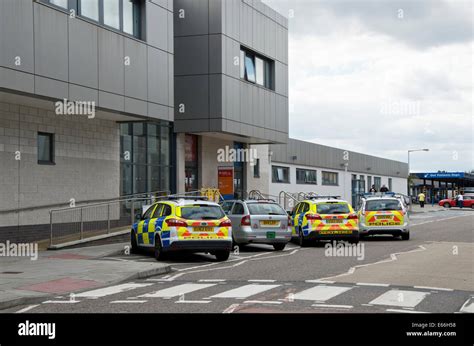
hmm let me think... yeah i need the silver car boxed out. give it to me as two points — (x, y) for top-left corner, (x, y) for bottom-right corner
(220, 199), (292, 250)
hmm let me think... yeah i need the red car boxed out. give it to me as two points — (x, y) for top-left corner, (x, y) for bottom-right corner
(438, 196), (474, 208)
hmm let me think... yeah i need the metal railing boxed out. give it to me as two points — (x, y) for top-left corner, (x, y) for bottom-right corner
(278, 191), (301, 211)
(49, 190), (169, 246)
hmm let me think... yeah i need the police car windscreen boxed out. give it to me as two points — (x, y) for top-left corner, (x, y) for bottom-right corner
(248, 203), (286, 215)
(365, 200), (402, 211)
(316, 203), (350, 214)
(180, 205), (225, 220)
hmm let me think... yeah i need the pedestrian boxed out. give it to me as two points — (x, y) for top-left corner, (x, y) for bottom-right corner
(380, 184), (389, 193)
(457, 192), (464, 208)
(369, 185), (377, 193)
(418, 191), (425, 208)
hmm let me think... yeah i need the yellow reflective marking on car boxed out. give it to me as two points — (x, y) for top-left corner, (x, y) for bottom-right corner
(365, 211), (404, 226)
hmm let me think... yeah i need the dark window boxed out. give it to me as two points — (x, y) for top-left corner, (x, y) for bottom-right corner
(44, 0), (143, 39)
(253, 159), (260, 178)
(374, 177), (382, 190)
(220, 201), (234, 214)
(322, 171), (338, 186)
(296, 168), (317, 184)
(240, 47), (274, 90)
(142, 204), (156, 220)
(316, 203), (350, 214)
(272, 166), (290, 183)
(300, 203), (310, 213)
(388, 178), (393, 191)
(247, 203), (286, 215)
(231, 203), (245, 215)
(365, 199), (402, 211)
(151, 204), (163, 218)
(37, 132), (55, 165)
(179, 205), (225, 220)
(162, 204), (172, 217)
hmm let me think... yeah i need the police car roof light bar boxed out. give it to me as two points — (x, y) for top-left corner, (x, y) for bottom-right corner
(167, 195), (209, 201)
(307, 195), (341, 200)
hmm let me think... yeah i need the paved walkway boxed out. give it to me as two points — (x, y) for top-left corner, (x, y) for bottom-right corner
(0, 242), (170, 310)
(409, 204), (473, 213)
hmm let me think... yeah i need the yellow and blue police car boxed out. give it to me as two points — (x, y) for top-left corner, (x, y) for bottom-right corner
(131, 196), (232, 261)
(290, 196), (359, 246)
(358, 192), (410, 240)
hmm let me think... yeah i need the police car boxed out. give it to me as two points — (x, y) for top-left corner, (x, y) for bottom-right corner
(131, 197), (232, 261)
(358, 192), (410, 240)
(290, 196), (359, 246)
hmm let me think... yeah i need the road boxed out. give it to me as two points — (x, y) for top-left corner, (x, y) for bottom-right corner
(6, 209), (474, 314)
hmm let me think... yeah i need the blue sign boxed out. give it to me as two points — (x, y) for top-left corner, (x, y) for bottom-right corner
(416, 172), (464, 179)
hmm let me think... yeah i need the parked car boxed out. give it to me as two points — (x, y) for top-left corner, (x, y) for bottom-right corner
(220, 199), (292, 250)
(438, 196), (474, 208)
(131, 197), (232, 261)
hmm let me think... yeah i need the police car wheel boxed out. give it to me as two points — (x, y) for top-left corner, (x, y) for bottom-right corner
(154, 235), (165, 260)
(273, 243), (286, 251)
(401, 233), (410, 240)
(298, 228), (309, 247)
(130, 231), (139, 254)
(215, 250), (230, 261)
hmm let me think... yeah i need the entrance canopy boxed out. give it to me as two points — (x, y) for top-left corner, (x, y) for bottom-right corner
(413, 172), (474, 188)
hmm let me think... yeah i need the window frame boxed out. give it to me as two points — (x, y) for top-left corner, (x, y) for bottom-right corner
(321, 171), (339, 186)
(296, 168), (317, 185)
(240, 46), (274, 90)
(272, 165), (290, 184)
(37, 132), (55, 165)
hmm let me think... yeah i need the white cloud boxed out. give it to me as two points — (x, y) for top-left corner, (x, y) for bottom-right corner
(264, 0), (473, 172)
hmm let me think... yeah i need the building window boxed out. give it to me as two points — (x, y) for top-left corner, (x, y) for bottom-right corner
(296, 168), (317, 185)
(79, 0), (99, 21)
(253, 159), (260, 178)
(272, 166), (290, 183)
(374, 177), (382, 191)
(43, 0), (143, 39)
(240, 47), (274, 90)
(388, 178), (392, 191)
(367, 176), (372, 191)
(50, 0), (68, 9)
(322, 171), (338, 186)
(37, 132), (55, 165)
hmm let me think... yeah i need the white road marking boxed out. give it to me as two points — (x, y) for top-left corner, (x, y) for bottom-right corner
(139, 283), (216, 298)
(305, 280), (335, 284)
(370, 290), (429, 308)
(413, 286), (454, 292)
(75, 283), (153, 298)
(42, 300), (80, 304)
(293, 285), (352, 301)
(244, 300), (282, 305)
(412, 214), (473, 227)
(356, 282), (390, 287)
(223, 303), (240, 313)
(16, 305), (40, 313)
(386, 309), (428, 313)
(175, 300), (212, 304)
(110, 300), (147, 304)
(198, 279), (226, 282)
(248, 279), (276, 283)
(312, 304), (353, 309)
(459, 297), (474, 313)
(211, 284), (280, 299)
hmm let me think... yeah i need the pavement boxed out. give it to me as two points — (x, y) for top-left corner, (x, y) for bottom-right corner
(410, 204), (473, 213)
(2, 209), (472, 314)
(0, 242), (171, 310)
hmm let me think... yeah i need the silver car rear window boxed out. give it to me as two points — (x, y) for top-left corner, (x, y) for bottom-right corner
(247, 203), (286, 215)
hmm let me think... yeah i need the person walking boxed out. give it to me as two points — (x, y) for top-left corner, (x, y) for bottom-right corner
(457, 192), (464, 208)
(418, 191), (426, 208)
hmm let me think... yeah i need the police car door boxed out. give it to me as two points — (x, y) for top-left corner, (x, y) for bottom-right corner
(137, 204), (159, 246)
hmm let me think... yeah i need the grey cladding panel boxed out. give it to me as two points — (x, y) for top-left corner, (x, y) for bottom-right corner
(98, 29), (124, 94)
(146, 2), (169, 51)
(175, 75), (209, 120)
(1, 0), (34, 72)
(68, 18), (98, 89)
(175, 36), (209, 75)
(124, 38), (147, 100)
(34, 4), (68, 81)
(174, 0), (209, 36)
(147, 47), (169, 106)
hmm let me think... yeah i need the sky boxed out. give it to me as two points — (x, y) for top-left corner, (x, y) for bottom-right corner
(262, 0), (473, 172)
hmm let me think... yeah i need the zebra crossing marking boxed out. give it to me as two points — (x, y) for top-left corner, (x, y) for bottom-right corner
(139, 283), (216, 298)
(210, 284), (280, 299)
(369, 290), (429, 308)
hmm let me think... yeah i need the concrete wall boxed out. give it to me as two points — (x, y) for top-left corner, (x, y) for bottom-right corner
(198, 135), (234, 189)
(174, 0), (288, 143)
(0, 0), (174, 121)
(246, 144), (270, 196)
(0, 101), (120, 231)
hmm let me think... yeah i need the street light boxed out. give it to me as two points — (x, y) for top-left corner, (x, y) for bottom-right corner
(407, 149), (429, 196)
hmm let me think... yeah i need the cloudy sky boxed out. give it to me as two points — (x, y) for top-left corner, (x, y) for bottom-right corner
(263, 0), (473, 172)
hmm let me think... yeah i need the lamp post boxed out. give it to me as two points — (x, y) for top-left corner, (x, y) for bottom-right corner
(407, 149), (429, 197)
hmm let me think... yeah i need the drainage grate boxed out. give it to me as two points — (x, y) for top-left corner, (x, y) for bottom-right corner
(1, 271), (23, 274)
